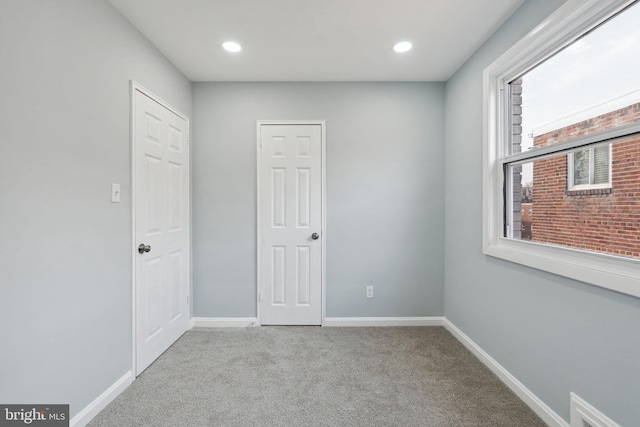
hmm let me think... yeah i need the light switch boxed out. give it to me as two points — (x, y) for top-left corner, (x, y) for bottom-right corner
(111, 183), (121, 203)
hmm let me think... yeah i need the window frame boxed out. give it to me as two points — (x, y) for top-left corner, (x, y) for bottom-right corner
(567, 144), (612, 191)
(483, 0), (640, 298)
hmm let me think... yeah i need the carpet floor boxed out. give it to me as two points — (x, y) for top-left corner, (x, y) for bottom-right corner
(88, 327), (545, 426)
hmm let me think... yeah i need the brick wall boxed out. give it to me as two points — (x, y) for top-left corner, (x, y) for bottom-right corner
(531, 103), (640, 259)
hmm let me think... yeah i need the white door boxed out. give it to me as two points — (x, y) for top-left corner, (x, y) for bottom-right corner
(259, 123), (323, 325)
(134, 88), (190, 375)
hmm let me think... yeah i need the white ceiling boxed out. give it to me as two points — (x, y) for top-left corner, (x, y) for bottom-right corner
(109, 0), (525, 82)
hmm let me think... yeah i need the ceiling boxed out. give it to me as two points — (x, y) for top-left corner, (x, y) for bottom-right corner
(109, 0), (525, 82)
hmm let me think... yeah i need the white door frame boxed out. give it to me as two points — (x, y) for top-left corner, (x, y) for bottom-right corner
(130, 81), (191, 375)
(256, 120), (326, 326)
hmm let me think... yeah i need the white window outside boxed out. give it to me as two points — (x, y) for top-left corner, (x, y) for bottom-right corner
(483, 0), (640, 298)
(567, 144), (611, 190)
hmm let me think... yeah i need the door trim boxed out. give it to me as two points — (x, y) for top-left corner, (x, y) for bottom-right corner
(130, 81), (190, 376)
(256, 120), (326, 326)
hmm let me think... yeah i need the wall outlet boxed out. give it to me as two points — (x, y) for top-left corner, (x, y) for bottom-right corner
(366, 286), (374, 299)
(111, 183), (121, 203)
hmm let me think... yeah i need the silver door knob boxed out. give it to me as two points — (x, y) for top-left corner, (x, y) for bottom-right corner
(311, 233), (320, 240)
(138, 244), (151, 254)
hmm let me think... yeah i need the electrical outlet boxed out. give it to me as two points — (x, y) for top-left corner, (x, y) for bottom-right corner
(111, 183), (121, 203)
(366, 286), (374, 299)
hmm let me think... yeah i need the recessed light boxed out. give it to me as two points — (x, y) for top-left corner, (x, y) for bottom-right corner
(222, 41), (242, 53)
(393, 41), (412, 53)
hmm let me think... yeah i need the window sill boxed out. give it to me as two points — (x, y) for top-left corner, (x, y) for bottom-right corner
(484, 238), (640, 298)
(566, 187), (612, 196)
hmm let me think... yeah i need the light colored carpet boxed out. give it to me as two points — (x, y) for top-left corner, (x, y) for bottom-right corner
(89, 327), (545, 426)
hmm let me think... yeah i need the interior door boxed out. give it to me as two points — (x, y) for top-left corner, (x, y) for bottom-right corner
(134, 88), (190, 375)
(259, 123), (323, 325)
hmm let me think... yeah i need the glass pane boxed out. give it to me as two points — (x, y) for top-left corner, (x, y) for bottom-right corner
(573, 150), (590, 186)
(506, 136), (640, 260)
(510, 1), (640, 154)
(507, 3), (640, 244)
(593, 145), (610, 184)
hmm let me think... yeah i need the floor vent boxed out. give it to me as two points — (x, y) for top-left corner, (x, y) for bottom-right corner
(570, 393), (620, 427)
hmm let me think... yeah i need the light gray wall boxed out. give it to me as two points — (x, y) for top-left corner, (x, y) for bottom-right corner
(444, 1), (640, 425)
(0, 0), (191, 418)
(192, 83), (445, 318)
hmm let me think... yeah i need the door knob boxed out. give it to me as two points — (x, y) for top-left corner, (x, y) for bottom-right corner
(311, 232), (320, 240)
(138, 244), (151, 254)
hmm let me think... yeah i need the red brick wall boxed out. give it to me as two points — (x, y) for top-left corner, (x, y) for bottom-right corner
(534, 103), (640, 147)
(531, 103), (640, 259)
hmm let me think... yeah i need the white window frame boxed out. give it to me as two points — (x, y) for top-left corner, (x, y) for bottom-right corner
(567, 144), (612, 191)
(483, 0), (640, 298)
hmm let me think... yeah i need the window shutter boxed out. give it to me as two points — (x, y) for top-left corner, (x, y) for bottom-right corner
(593, 145), (610, 185)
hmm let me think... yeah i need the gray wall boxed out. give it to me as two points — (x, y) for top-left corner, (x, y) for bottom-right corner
(0, 0), (191, 418)
(443, 1), (640, 425)
(192, 83), (445, 318)
(5, 1), (635, 425)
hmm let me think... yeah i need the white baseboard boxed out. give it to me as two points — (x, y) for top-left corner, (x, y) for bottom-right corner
(191, 317), (259, 328)
(324, 316), (444, 327)
(70, 370), (134, 427)
(443, 319), (569, 427)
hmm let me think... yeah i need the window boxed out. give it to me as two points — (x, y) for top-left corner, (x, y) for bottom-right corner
(568, 145), (611, 190)
(484, 0), (640, 298)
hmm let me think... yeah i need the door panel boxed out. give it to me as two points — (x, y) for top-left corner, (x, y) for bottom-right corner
(272, 168), (286, 227)
(296, 168), (311, 227)
(272, 246), (286, 305)
(134, 89), (189, 375)
(260, 124), (322, 325)
(296, 246), (310, 305)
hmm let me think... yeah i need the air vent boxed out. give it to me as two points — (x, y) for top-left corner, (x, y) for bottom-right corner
(570, 393), (620, 427)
